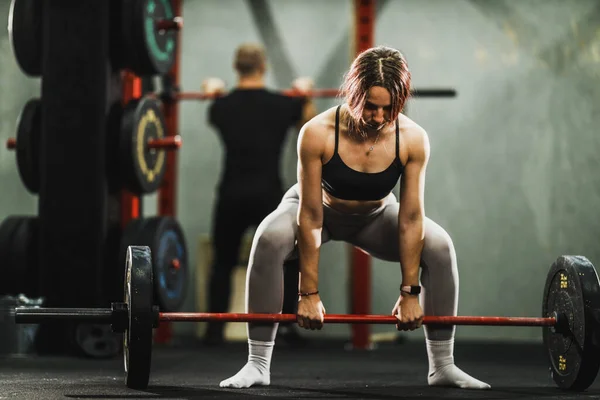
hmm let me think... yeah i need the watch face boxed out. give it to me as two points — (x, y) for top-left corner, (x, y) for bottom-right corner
(407, 286), (421, 294)
(401, 285), (421, 295)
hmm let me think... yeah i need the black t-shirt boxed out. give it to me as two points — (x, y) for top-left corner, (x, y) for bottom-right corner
(208, 88), (304, 197)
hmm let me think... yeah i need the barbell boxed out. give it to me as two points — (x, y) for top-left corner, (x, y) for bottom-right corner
(13, 246), (600, 392)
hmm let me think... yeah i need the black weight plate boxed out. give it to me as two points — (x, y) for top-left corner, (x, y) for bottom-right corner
(16, 99), (41, 194)
(120, 96), (167, 194)
(131, 0), (177, 75)
(543, 255), (600, 391)
(138, 216), (188, 312)
(8, 0), (43, 76)
(124, 245), (154, 390)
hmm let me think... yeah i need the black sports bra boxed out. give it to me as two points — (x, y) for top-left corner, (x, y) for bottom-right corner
(321, 106), (404, 201)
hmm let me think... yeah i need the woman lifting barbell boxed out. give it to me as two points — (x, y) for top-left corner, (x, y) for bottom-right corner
(219, 45), (490, 390)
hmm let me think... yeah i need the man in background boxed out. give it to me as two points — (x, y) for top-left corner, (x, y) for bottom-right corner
(203, 43), (316, 346)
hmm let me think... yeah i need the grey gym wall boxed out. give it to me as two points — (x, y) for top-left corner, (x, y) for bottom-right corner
(0, 2), (39, 220)
(169, 0), (600, 343)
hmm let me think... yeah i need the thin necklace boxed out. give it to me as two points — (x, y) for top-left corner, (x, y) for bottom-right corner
(366, 131), (382, 155)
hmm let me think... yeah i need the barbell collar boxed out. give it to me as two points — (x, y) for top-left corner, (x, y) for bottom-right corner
(550, 311), (570, 335)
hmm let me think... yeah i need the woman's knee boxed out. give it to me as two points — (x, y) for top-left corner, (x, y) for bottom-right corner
(251, 211), (297, 264)
(422, 219), (456, 269)
(254, 226), (294, 256)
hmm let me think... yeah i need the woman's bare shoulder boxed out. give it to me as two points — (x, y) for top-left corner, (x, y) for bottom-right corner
(300, 105), (338, 144)
(398, 113), (429, 159)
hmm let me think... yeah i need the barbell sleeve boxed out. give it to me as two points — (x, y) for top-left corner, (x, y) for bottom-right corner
(14, 307), (113, 324)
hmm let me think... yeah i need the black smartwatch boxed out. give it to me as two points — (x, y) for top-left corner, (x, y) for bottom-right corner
(400, 285), (421, 296)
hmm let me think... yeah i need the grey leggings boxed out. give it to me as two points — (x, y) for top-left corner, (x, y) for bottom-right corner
(245, 184), (458, 342)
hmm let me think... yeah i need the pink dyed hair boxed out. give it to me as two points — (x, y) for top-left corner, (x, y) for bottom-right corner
(340, 46), (411, 132)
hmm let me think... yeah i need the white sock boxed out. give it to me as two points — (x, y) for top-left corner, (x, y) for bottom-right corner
(426, 339), (491, 390)
(219, 339), (274, 388)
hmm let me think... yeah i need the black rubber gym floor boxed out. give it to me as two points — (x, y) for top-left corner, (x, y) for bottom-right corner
(0, 338), (599, 400)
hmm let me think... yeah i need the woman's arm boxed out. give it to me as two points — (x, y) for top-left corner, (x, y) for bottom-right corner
(296, 120), (326, 294)
(398, 126), (430, 288)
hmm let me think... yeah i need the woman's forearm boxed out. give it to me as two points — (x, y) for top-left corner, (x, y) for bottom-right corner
(297, 217), (322, 292)
(399, 217), (424, 286)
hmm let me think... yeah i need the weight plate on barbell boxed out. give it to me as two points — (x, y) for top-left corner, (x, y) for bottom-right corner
(16, 99), (41, 194)
(542, 255), (600, 391)
(120, 96), (167, 194)
(8, 0), (43, 77)
(124, 245), (154, 390)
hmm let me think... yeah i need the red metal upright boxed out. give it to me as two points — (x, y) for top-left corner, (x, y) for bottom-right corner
(153, 0), (184, 344)
(350, 0), (375, 350)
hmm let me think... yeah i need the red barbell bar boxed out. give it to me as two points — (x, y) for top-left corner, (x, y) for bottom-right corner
(160, 312), (556, 327)
(13, 308), (558, 328)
